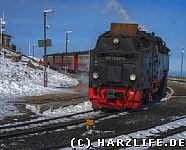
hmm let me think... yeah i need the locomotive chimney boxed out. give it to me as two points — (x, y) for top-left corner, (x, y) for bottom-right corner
(109, 23), (138, 36)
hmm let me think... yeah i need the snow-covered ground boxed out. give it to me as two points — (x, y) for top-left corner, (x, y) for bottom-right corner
(168, 77), (186, 82)
(59, 88), (175, 149)
(37, 87), (173, 119)
(0, 48), (78, 120)
(42, 101), (93, 117)
(25, 101), (93, 118)
(62, 116), (186, 150)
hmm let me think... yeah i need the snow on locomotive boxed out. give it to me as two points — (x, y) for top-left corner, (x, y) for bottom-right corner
(89, 23), (170, 110)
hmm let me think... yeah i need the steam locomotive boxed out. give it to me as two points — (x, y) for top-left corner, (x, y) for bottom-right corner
(89, 23), (170, 110)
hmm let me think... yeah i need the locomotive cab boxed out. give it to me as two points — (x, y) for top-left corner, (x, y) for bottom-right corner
(89, 23), (170, 110)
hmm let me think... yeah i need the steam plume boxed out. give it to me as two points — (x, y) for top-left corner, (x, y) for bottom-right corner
(107, 0), (149, 32)
(107, 0), (130, 22)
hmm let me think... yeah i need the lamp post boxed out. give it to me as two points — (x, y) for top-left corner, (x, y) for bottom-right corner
(0, 18), (2, 51)
(0, 17), (6, 51)
(32, 44), (36, 58)
(65, 30), (72, 74)
(181, 47), (184, 79)
(43, 9), (54, 87)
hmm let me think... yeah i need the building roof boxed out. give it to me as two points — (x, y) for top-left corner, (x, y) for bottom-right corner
(46, 50), (89, 56)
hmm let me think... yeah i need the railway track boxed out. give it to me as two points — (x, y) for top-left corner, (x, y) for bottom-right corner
(0, 108), (127, 150)
(0, 96), (89, 129)
(168, 78), (186, 83)
(0, 89), (170, 137)
(0, 96), (166, 140)
(0, 107), (129, 140)
(0, 88), (174, 150)
(31, 116), (186, 150)
(87, 116), (186, 150)
(0, 109), (100, 139)
(124, 118), (186, 150)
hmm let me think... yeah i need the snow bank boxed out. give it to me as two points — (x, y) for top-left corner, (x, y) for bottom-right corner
(42, 101), (93, 117)
(0, 48), (79, 119)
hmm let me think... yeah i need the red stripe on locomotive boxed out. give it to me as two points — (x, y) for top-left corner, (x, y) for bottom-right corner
(89, 87), (141, 109)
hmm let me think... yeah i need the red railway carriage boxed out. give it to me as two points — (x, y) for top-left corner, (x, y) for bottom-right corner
(62, 55), (77, 72)
(77, 53), (90, 72)
(46, 51), (89, 73)
(89, 23), (170, 110)
(46, 53), (63, 69)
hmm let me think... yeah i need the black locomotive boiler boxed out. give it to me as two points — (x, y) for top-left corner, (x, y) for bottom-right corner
(88, 23), (170, 109)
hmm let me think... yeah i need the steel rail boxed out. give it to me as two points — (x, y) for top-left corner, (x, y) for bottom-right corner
(0, 96), (88, 130)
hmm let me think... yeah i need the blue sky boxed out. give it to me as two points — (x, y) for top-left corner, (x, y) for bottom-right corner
(0, 0), (186, 74)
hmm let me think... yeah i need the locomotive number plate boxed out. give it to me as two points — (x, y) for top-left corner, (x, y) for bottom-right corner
(106, 56), (126, 61)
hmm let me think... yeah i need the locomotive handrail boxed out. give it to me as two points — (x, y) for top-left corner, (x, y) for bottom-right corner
(96, 51), (134, 54)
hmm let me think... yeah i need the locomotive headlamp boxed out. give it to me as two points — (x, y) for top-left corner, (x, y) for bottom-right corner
(130, 74), (136, 81)
(93, 72), (99, 79)
(113, 37), (120, 45)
